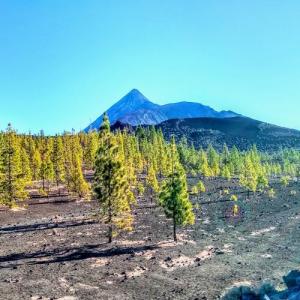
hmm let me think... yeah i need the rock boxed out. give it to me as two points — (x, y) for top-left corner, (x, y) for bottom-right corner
(283, 270), (300, 289)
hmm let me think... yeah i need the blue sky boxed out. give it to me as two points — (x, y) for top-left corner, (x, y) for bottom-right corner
(0, 0), (299, 134)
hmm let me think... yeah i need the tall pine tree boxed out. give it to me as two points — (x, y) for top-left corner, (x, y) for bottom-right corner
(0, 124), (27, 207)
(159, 136), (195, 242)
(94, 113), (135, 243)
(52, 135), (65, 187)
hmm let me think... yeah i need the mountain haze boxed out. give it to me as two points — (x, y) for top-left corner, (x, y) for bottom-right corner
(85, 89), (239, 131)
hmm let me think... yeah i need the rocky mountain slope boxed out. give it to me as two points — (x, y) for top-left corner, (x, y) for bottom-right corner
(156, 117), (300, 151)
(112, 116), (300, 151)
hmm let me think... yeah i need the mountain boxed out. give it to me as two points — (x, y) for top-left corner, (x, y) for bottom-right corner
(85, 89), (161, 131)
(85, 88), (300, 150)
(152, 117), (300, 151)
(84, 89), (239, 131)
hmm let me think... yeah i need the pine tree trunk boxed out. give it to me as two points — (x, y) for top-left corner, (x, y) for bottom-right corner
(173, 218), (177, 242)
(108, 188), (113, 243)
(8, 143), (12, 206)
(108, 224), (112, 243)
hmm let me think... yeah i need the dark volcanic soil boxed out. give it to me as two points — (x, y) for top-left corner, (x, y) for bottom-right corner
(1, 179), (300, 300)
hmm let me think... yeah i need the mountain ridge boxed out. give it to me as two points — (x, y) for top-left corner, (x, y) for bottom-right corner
(84, 89), (239, 131)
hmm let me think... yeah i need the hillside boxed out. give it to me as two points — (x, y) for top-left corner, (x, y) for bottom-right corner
(157, 117), (300, 151)
(112, 116), (300, 151)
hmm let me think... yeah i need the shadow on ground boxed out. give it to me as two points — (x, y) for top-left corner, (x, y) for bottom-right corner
(0, 219), (98, 235)
(0, 243), (158, 269)
(222, 270), (300, 300)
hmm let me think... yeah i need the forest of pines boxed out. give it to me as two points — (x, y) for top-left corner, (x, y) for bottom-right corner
(1, 117), (300, 242)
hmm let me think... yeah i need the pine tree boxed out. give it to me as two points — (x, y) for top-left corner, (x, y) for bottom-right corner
(68, 131), (89, 198)
(146, 163), (160, 203)
(32, 147), (42, 181)
(207, 144), (220, 177)
(229, 194), (239, 216)
(39, 133), (54, 193)
(280, 175), (290, 187)
(222, 144), (230, 165)
(0, 124), (27, 207)
(62, 133), (72, 192)
(94, 113), (135, 243)
(198, 149), (211, 178)
(240, 155), (258, 197)
(159, 136), (195, 242)
(157, 129), (169, 177)
(191, 185), (199, 196)
(257, 166), (269, 192)
(120, 131), (137, 193)
(221, 165), (232, 181)
(191, 180), (205, 200)
(230, 146), (242, 176)
(268, 188), (276, 199)
(84, 132), (98, 170)
(70, 151), (90, 198)
(137, 182), (145, 196)
(20, 147), (32, 183)
(196, 180), (206, 198)
(52, 135), (65, 187)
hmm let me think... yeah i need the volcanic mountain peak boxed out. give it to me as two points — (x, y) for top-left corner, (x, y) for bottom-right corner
(116, 89), (153, 108)
(84, 89), (239, 132)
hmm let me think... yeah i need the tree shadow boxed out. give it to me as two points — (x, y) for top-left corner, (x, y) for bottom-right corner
(0, 219), (98, 235)
(0, 243), (158, 269)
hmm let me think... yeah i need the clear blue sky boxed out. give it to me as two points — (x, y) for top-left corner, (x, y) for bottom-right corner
(0, 0), (300, 134)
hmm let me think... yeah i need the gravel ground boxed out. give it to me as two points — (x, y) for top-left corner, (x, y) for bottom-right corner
(0, 179), (300, 300)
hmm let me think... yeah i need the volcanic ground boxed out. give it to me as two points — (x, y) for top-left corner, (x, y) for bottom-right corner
(1, 178), (300, 300)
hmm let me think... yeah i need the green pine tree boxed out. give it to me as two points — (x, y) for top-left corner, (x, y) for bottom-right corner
(69, 131), (89, 198)
(39, 133), (54, 193)
(221, 165), (232, 181)
(84, 132), (98, 170)
(240, 155), (258, 197)
(20, 147), (32, 184)
(159, 136), (195, 242)
(146, 163), (160, 203)
(94, 113), (135, 243)
(32, 147), (42, 181)
(52, 135), (65, 187)
(0, 124), (28, 208)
